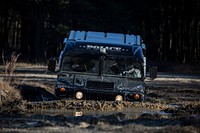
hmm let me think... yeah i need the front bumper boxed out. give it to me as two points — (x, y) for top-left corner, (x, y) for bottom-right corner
(55, 87), (145, 102)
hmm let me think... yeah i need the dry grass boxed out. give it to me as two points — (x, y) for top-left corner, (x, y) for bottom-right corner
(2, 52), (21, 84)
(0, 52), (26, 113)
(16, 62), (47, 68)
(0, 80), (25, 114)
(0, 80), (21, 106)
(0, 52), (22, 105)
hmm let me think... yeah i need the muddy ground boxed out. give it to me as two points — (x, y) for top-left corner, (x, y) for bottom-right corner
(0, 64), (200, 132)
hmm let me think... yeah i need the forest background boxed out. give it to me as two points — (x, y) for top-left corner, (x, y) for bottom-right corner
(0, 0), (199, 71)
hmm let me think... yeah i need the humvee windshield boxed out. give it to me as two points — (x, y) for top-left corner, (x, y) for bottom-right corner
(61, 54), (143, 78)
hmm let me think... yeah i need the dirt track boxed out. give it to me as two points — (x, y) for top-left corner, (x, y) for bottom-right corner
(0, 64), (200, 132)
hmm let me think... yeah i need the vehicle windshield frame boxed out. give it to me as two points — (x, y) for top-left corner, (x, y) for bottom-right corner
(60, 54), (144, 79)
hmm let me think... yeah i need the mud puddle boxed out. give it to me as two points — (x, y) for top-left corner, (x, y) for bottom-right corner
(0, 107), (172, 130)
(32, 107), (171, 119)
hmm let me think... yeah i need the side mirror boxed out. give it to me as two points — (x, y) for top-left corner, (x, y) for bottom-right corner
(149, 66), (157, 79)
(48, 58), (57, 72)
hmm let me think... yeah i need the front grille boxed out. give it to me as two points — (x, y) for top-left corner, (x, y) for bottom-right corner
(86, 81), (114, 91)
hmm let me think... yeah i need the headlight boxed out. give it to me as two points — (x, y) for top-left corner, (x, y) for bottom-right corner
(59, 87), (66, 92)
